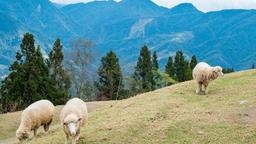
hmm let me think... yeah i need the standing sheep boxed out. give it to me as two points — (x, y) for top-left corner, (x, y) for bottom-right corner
(16, 100), (55, 141)
(60, 98), (88, 144)
(193, 62), (224, 94)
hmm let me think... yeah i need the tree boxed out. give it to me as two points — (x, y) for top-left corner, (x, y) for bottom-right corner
(223, 67), (235, 73)
(251, 64), (255, 69)
(96, 51), (123, 100)
(125, 76), (143, 97)
(48, 38), (71, 104)
(152, 51), (159, 70)
(165, 56), (174, 77)
(133, 45), (153, 92)
(152, 69), (176, 90)
(65, 38), (94, 100)
(185, 61), (193, 80)
(190, 55), (197, 70)
(0, 33), (58, 113)
(174, 51), (187, 82)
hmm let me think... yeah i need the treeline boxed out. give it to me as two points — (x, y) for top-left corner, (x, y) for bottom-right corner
(0, 33), (70, 113)
(95, 45), (198, 100)
(223, 68), (234, 74)
(0, 33), (199, 113)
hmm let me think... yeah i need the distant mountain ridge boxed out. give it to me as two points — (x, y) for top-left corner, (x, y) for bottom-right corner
(0, 0), (256, 75)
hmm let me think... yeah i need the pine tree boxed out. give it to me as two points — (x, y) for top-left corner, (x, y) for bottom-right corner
(133, 45), (153, 92)
(251, 64), (255, 69)
(152, 51), (159, 70)
(0, 52), (24, 112)
(165, 56), (174, 77)
(223, 67), (235, 73)
(48, 38), (71, 104)
(190, 55), (197, 70)
(151, 51), (160, 90)
(174, 51), (187, 82)
(31, 46), (56, 102)
(96, 51), (123, 100)
(185, 61), (193, 80)
(0, 33), (58, 113)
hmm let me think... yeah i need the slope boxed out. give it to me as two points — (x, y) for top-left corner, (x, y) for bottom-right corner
(0, 70), (255, 143)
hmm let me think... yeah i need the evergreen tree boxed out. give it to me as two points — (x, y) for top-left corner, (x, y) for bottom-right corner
(152, 51), (159, 70)
(251, 64), (255, 69)
(0, 33), (58, 113)
(185, 61), (193, 80)
(190, 55), (197, 70)
(152, 70), (176, 89)
(96, 51), (123, 100)
(174, 51), (187, 82)
(151, 51), (159, 90)
(223, 67), (235, 73)
(133, 45), (153, 92)
(48, 38), (71, 104)
(165, 56), (174, 77)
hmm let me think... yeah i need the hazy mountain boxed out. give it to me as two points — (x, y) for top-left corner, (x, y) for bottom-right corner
(61, 1), (256, 72)
(0, 0), (78, 53)
(0, 0), (256, 75)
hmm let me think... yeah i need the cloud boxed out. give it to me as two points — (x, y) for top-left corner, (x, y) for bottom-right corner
(155, 0), (256, 12)
(50, 0), (256, 12)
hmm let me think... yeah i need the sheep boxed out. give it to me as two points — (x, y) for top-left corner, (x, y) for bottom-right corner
(60, 98), (88, 144)
(16, 100), (55, 141)
(193, 62), (224, 94)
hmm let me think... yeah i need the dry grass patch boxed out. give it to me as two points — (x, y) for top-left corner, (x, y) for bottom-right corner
(1, 70), (256, 144)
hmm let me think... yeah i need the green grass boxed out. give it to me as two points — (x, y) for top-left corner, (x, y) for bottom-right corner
(1, 70), (256, 144)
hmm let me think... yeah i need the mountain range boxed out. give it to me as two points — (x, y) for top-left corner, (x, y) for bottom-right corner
(1, 0), (256, 75)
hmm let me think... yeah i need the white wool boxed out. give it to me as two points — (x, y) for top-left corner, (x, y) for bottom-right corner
(60, 98), (88, 144)
(193, 62), (223, 94)
(16, 100), (55, 141)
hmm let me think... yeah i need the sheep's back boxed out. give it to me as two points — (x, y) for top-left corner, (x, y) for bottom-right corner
(193, 62), (212, 82)
(22, 100), (54, 127)
(60, 98), (88, 123)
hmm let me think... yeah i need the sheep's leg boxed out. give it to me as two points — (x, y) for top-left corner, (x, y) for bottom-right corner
(75, 130), (80, 141)
(199, 83), (203, 92)
(44, 119), (52, 132)
(44, 124), (49, 132)
(204, 84), (209, 94)
(196, 82), (201, 94)
(34, 127), (38, 136)
(65, 133), (69, 144)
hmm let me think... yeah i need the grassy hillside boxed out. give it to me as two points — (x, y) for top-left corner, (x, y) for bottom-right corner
(0, 102), (112, 144)
(1, 70), (256, 144)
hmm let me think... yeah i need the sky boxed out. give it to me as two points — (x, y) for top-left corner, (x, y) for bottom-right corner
(50, 0), (256, 12)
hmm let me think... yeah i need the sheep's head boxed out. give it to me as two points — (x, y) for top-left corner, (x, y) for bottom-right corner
(63, 114), (82, 137)
(212, 66), (224, 79)
(16, 129), (29, 141)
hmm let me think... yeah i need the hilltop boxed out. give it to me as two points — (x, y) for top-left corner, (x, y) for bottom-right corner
(0, 70), (256, 143)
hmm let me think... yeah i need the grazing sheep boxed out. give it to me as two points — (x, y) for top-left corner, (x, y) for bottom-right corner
(16, 100), (55, 141)
(60, 98), (88, 144)
(193, 62), (224, 94)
